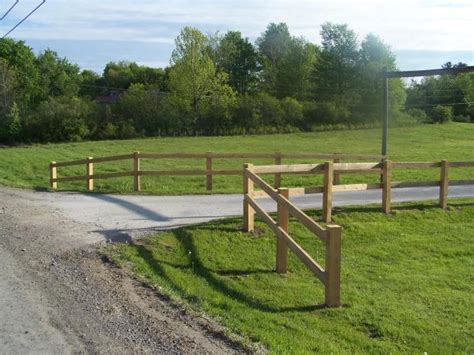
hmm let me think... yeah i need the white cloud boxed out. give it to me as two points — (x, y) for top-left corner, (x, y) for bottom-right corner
(1, 0), (472, 51)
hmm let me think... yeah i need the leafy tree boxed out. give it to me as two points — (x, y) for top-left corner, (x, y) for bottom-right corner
(103, 61), (166, 90)
(356, 34), (406, 123)
(168, 27), (236, 134)
(36, 49), (81, 100)
(406, 63), (473, 121)
(312, 23), (360, 104)
(210, 31), (260, 93)
(0, 59), (17, 117)
(0, 39), (40, 106)
(114, 84), (162, 136)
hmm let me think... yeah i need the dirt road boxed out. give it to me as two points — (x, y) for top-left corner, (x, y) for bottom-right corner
(0, 187), (243, 354)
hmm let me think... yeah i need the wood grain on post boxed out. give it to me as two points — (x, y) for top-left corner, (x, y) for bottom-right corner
(206, 152), (213, 192)
(333, 158), (341, 185)
(382, 160), (392, 214)
(440, 159), (449, 209)
(276, 188), (289, 274)
(133, 151), (141, 192)
(274, 152), (282, 189)
(323, 161), (334, 223)
(50, 162), (57, 190)
(86, 157), (94, 192)
(243, 163), (255, 232)
(325, 225), (342, 307)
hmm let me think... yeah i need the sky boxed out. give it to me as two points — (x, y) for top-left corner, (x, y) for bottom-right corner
(1, 0), (473, 73)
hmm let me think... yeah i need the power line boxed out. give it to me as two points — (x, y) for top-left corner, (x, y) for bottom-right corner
(2, 0), (45, 39)
(0, 0), (20, 20)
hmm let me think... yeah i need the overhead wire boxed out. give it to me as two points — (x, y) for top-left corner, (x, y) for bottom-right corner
(1, 0), (46, 39)
(0, 0), (20, 20)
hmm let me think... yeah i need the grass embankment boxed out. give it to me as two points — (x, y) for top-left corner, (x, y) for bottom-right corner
(0, 123), (473, 194)
(105, 199), (474, 353)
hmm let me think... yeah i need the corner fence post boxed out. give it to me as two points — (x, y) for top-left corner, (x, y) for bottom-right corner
(276, 188), (289, 274)
(333, 158), (341, 185)
(243, 163), (255, 232)
(206, 152), (213, 192)
(325, 225), (342, 308)
(323, 161), (334, 223)
(86, 157), (94, 192)
(382, 160), (392, 214)
(133, 151), (141, 192)
(440, 159), (449, 210)
(274, 152), (282, 189)
(50, 162), (57, 190)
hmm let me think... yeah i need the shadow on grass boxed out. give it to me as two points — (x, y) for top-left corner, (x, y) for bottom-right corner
(131, 229), (327, 314)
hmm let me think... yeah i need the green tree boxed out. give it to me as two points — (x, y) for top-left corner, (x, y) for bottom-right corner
(0, 39), (40, 106)
(0, 59), (17, 117)
(210, 31), (260, 93)
(36, 49), (81, 100)
(312, 23), (360, 104)
(168, 27), (236, 134)
(114, 84), (162, 136)
(356, 34), (406, 123)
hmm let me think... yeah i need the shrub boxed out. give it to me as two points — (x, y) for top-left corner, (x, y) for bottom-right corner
(431, 105), (453, 124)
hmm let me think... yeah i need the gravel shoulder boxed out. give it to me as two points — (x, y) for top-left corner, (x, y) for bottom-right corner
(0, 187), (244, 354)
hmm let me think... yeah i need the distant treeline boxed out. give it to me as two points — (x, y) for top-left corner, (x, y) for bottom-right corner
(0, 22), (472, 144)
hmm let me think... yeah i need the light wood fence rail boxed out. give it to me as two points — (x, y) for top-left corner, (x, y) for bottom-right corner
(247, 160), (474, 223)
(49, 151), (385, 192)
(243, 164), (342, 308)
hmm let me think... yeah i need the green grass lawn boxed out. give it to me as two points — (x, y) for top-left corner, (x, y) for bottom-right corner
(105, 199), (474, 353)
(0, 123), (473, 194)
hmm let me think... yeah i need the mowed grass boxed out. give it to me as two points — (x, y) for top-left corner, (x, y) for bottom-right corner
(105, 199), (474, 353)
(0, 123), (473, 194)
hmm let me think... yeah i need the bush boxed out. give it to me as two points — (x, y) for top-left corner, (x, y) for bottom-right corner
(431, 105), (453, 124)
(24, 96), (93, 142)
(256, 93), (284, 126)
(454, 114), (471, 123)
(406, 108), (428, 123)
(280, 97), (304, 128)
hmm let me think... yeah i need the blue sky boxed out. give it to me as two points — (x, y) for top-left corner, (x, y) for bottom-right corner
(1, 0), (473, 73)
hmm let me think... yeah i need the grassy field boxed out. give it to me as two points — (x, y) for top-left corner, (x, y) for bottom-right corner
(105, 199), (474, 353)
(0, 123), (473, 194)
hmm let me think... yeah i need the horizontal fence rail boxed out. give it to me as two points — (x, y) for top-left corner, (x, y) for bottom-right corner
(248, 160), (474, 222)
(49, 151), (385, 192)
(243, 164), (341, 307)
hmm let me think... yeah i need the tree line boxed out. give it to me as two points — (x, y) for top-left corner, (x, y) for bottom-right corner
(0, 22), (472, 144)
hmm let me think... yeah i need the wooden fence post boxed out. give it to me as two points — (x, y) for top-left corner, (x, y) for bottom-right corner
(50, 162), (57, 190)
(274, 152), (282, 189)
(206, 152), (213, 192)
(276, 188), (289, 274)
(86, 157), (94, 192)
(325, 225), (342, 307)
(323, 161), (334, 223)
(440, 159), (449, 210)
(382, 160), (392, 214)
(133, 151), (141, 192)
(333, 158), (341, 185)
(243, 163), (255, 232)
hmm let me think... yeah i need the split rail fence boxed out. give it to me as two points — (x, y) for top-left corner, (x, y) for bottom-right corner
(242, 159), (473, 307)
(247, 160), (474, 223)
(49, 151), (384, 192)
(243, 164), (342, 307)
